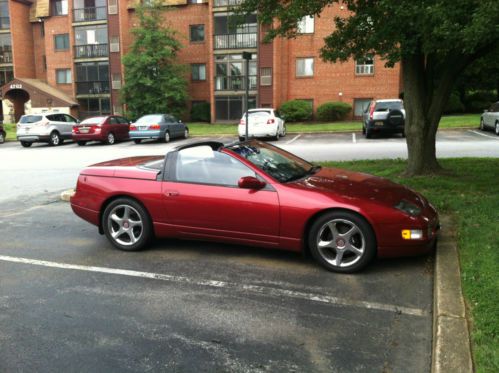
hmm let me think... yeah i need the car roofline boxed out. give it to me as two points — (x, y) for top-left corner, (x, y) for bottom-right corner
(172, 141), (225, 152)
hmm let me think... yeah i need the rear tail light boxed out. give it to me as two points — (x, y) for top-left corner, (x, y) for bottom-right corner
(267, 118), (275, 124)
(72, 126), (78, 134)
(239, 119), (245, 125)
(369, 104), (375, 120)
(149, 124), (160, 130)
(92, 125), (102, 132)
(130, 124), (137, 131)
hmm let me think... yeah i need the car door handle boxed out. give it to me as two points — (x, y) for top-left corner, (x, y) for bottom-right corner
(165, 190), (179, 197)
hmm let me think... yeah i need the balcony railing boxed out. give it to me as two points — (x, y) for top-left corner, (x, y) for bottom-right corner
(73, 6), (107, 22)
(76, 81), (110, 95)
(215, 75), (257, 91)
(214, 33), (257, 49)
(74, 44), (109, 59)
(0, 17), (10, 29)
(0, 50), (12, 64)
(214, 0), (243, 7)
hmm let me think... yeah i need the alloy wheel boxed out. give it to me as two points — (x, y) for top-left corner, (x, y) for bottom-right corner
(107, 204), (144, 247)
(107, 133), (115, 145)
(164, 131), (170, 143)
(50, 132), (60, 146)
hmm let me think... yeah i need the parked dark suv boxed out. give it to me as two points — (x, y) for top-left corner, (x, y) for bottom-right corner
(362, 99), (405, 138)
(0, 123), (5, 144)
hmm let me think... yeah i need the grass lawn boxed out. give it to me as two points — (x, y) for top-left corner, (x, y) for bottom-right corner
(319, 158), (498, 373)
(186, 114), (481, 136)
(3, 123), (16, 141)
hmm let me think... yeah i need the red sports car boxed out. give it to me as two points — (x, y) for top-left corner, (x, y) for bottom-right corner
(70, 140), (439, 273)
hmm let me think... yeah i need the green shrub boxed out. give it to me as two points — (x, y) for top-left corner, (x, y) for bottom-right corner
(190, 102), (210, 122)
(316, 102), (352, 121)
(444, 92), (465, 114)
(279, 100), (313, 122)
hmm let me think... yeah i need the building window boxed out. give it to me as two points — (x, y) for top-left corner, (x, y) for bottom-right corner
(0, 33), (12, 64)
(260, 67), (272, 86)
(296, 58), (314, 77)
(0, 67), (13, 86)
(355, 56), (374, 75)
(215, 96), (256, 121)
(78, 97), (111, 119)
(190, 25), (205, 42)
(111, 73), (122, 89)
(108, 0), (118, 14)
(75, 61), (110, 94)
(354, 98), (372, 117)
(110, 36), (120, 52)
(56, 69), (72, 84)
(191, 64), (206, 81)
(54, 34), (70, 51)
(74, 25), (109, 58)
(297, 16), (314, 34)
(215, 54), (257, 91)
(188, 0), (205, 4)
(51, 0), (68, 16)
(74, 0), (107, 22)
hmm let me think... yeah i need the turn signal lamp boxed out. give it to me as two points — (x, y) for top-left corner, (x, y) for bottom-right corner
(401, 229), (423, 240)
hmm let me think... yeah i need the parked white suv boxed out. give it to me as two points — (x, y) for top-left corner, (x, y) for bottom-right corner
(238, 108), (286, 141)
(17, 113), (78, 147)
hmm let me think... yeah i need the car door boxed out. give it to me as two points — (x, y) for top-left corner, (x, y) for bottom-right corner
(51, 114), (69, 138)
(161, 146), (280, 245)
(116, 116), (130, 140)
(108, 116), (119, 138)
(164, 115), (178, 138)
(63, 114), (77, 138)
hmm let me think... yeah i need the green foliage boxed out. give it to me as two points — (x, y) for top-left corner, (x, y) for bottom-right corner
(444, 92), (465, 114)
(190, 102), (210, 122)
(279, 100), (313, 122)
(121, 0), (188, 119)
(316, 102), (352, 121)
(465, 91), (497, 113)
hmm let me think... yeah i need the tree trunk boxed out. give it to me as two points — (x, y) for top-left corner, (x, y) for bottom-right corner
(402, 56), (442, 175)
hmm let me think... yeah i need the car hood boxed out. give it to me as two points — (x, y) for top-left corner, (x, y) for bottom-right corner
(80, 156), (164, 180)
(290, 167), (425, 207)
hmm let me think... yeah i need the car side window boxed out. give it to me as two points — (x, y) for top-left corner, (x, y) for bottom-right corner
(46, 114), (56, 122)
(175, 146), (256, 187)
(109, 117), (118, 125)
(64, 114), (76, 123)
(117, 117), (128, 124)
(165, 115), (174, 123)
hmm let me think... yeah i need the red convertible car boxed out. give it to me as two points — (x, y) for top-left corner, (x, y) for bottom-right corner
(70, 140), (439, 273)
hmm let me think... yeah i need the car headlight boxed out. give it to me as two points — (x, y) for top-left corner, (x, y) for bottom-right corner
(394, 200), (421, 216)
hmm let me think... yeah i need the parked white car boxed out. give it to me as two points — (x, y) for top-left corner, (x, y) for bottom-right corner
(17, 112), (78, 147)
(238, 108), (286, 141)
(480, 101), (499, 135)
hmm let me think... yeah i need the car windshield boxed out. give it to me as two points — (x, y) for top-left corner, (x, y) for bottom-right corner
(375, 101), (403, 111)
(20, 115), (43, 124)
(228, 140), (317, 183)
(136, 115), (163, 124)
(81, 117), (106, 125)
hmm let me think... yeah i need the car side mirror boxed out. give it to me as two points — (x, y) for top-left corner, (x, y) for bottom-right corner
(238, 176), (266, 190)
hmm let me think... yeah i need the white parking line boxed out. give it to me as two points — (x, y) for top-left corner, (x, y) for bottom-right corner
(469, 130), (499, 140)
(286, 134), (301, 144)
(0, 254), (427, 317)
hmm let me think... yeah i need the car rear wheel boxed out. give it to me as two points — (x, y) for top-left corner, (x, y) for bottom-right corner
(49, 131), (61, 146)
(280, 125), (287, 137)
(77, 141), (86, 146)
(239, 136), (245, 141)
(184, 128), (189, 139)
(273, 131), (279, 141)
(495, 122), (499, 136)
(102, 198), (152, 251)
(0, 131), (5, 144)
(133, 139), (142, 144)
(480, 119), (485, 131)
(21, 141), (32, 148)
(106, 132), (116, 145)
(308, 211), (376, 273)
(164, 131), (170, 143)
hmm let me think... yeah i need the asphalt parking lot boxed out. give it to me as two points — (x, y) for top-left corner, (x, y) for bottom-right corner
(0, 195), (433, 372)
(1, 129), (496, 371)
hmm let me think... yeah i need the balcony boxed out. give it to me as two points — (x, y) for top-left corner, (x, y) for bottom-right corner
(76, 81), (110, 95)
(0, 50), (12, 64)
(74, 44), (109, 59)
(215, 75), (257, 91)
(73, 6), (107, 23)
(213, 0), (243, 7)
(0, 17), (10, 29)
(214, 33), (257, 49)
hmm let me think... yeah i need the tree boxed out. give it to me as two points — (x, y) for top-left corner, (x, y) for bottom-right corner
(238, 0), (499, 175)
(122, 0), (188, 119)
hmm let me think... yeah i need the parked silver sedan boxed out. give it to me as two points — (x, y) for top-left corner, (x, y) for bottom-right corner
(129, 114), (189, 144)
(480, 101), (499, 135)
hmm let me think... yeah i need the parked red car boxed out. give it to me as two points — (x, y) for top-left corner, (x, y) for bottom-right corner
(70, 140), (439, 273)
(72, 115), (130, 145)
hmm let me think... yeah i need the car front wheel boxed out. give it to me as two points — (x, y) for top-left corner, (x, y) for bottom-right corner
(0, 131), (5, 144)
(102, 198), (152, 251)
(106, 132), (116, 145)
(184, 128), (189, 139)
(495, 122), (499, 136)
(49, 131), (61, 146)
(308, 211), (376, 273)
(21, 141), (32, 148)
(164, 131), (170, 143)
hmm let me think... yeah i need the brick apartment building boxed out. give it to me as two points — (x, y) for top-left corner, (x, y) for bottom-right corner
(0, 0), (402, 123)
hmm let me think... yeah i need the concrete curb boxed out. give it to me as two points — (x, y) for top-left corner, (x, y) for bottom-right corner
(60, 189), (75, 202)
(432, 215), (473, 373)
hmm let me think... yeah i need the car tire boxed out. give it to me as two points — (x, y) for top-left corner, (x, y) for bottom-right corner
(102, 198), (152, 252)
(106, 132), (116, 145)
(480, 118), (485, 131)
(184, 128), (189, 139)
(308, 211), (376, 273)
(164, 131), (170, 143)
(49, 131), (61, 146)
(281, 125), (287, 137)
(21, 141), (32, 148)
(495, 122), (499, 136)
(133, 139), (142, 144)
(273, 131), (279, 141)
(0, 131), (5, 144)
(77, 141), (87, 146)
(239, 136), (245, 141)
